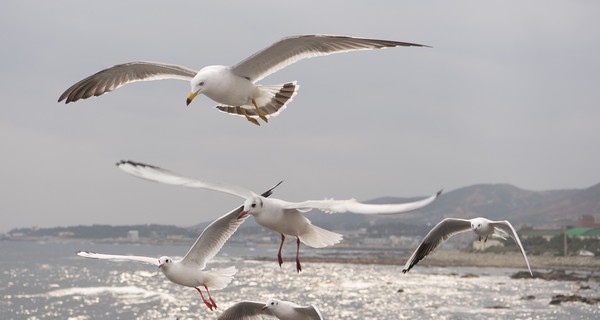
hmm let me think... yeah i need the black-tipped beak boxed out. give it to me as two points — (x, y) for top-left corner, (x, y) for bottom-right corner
(186, 91), (199, 106)
(261, 305), (268, 310)
(238, 210), (248, 219)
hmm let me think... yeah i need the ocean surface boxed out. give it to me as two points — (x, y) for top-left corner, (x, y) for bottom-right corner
(1, 240), (598, 320)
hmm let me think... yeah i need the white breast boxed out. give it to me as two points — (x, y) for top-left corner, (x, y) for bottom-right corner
(200, 65), (257, 106)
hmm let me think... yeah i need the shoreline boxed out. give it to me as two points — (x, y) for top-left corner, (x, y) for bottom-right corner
(248, 249), (600, 272)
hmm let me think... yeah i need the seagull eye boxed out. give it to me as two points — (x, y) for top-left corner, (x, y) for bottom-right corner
(478, 224), (481, 227)
(251, 203), (256, 208)
(199, 81), (205, 86)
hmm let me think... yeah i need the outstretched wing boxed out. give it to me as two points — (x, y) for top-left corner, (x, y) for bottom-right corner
(181, 181), (283, 268)
(490, 220), (533, 276)
(232, 35), (429, 82)
(402, 218), (472, 273)
(292, 305), (325, 320)
(76, 251), (159, 266)
(58, 61), (197, 103)
(116, 160), (256, 199)
(217, 301), (275, 320)
(282, 190), (442, 214)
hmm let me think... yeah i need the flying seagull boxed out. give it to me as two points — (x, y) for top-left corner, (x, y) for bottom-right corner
(217, 298), (324, 320)
(116, 160), (442, 273)
(402, 217), (533, 276)
(76, 181), (282, 310)
(58, 34), (429, 125)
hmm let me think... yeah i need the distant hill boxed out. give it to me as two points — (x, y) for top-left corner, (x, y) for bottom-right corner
(8, 183), (599, 242)
(207, 183), (600, 232)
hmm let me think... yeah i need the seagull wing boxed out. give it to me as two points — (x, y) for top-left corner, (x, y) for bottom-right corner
(181, 181), (283, 268)
(76, 250), (159, 266)
(292, 305), (325, 320)
(490, 220), (533, 276)
(58, 61), (197, 103)
(231, 35), (429, 82)
(281, 190), (442, 214)
(402, 218), (472, 273)
(217, 301), (276, 320)
(116, 160), (255, 199)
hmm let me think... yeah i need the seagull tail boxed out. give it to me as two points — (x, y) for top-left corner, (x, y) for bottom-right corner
(215, 81), (299, 119)
(298, 224), (343, 248)
(204, 266), (237, 290)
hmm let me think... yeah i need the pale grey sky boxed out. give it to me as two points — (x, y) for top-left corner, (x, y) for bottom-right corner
(1, 1), (599, 233)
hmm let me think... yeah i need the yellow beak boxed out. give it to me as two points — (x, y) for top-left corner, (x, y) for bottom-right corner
(186, 91), (200, 106)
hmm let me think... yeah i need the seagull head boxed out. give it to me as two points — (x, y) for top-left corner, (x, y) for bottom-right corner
(158, 256), (173, 269)
(470, 218), (484, 232)
(186, 75), (206, 106)
(238, 197), (264, 219)
(261, 298), (280, 311)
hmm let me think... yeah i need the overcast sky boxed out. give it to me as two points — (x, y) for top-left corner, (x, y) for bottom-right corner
(1, 1), (599, 233)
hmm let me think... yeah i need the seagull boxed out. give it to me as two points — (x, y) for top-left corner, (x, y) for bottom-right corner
(76, 181), (282, 310)
(58, 35), (429, 125)
(402, 217), (533, 276)
(217, 299), (323, 320)
(116, 160), (442, 273)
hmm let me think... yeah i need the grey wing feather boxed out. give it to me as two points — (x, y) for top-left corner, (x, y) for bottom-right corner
(402, 218), (472, 273)
(181, 181), (283, 268)
(116, 160), (256, 199)
(490, 220), (533, 276)
(76, 250), (159, 266)
(293, 305), (325, 320)
(217, 301), (276, 320)
(232, 34), (429, 82)
(58, 61), (197, 103)
(283, 190), (442, 214)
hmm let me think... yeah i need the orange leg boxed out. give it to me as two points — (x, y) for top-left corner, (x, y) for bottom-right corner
(195, 287), (216, 310)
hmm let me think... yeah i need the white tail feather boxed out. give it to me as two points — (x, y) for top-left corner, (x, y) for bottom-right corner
(215, 81), (299, 119)
(205, 266), (237, 290)
(298, 224), (343, 248)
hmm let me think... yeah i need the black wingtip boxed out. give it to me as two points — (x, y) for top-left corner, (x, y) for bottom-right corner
(436, 189), (444, 197)
(116, 160), (160, 170)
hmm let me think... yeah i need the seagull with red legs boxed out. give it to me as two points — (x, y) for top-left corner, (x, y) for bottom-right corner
(76, 180), (281, 310)
(116, 160), (443, 273)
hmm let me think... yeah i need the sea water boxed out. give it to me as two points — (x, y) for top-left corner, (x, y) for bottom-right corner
(1, 240), (598, 319)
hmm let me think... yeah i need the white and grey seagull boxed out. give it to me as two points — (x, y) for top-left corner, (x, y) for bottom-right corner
(76, 181), (282, 310)
(217, 298), (324, 320)
(402, 217), (533, 276)
(58, 34), (429, 125)
(116, 160), (442, 273)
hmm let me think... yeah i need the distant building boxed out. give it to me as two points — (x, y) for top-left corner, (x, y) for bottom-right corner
(565, 228), (600, 239)
(127, 230), (139, 241)
(576, 215), (600, 228)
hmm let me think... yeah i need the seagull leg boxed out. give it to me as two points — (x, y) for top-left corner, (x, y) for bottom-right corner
(296, 237), (302, 273)
(478, 235), (481, 242)
(195, 287), (215, 311)
(277, 234), (285, 267)
(251, 98), (269, 123)
(204, 284), (217, 310)
(484, 236), (488, 242)
(240, 107), (260, 126)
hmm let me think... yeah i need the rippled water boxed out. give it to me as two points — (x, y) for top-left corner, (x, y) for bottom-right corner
(1, 241), (598, 319)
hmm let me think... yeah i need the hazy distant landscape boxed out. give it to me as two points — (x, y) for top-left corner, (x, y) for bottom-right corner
(6, 182), (600, 258)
